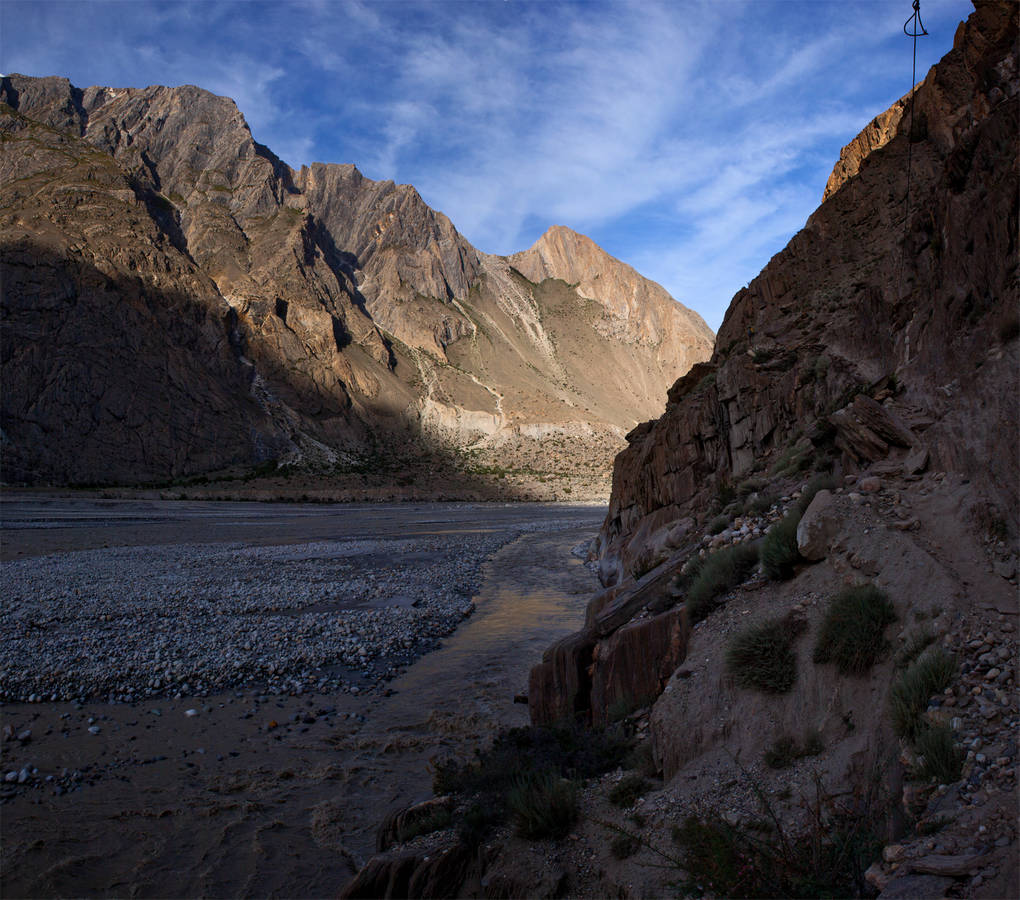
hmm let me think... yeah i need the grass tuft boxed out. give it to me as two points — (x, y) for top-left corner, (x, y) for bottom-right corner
(674, 781), (886, 900)
(890, 647), (957, 740)
(895, 627), (936, 669)
(914, 724), (964, 784)
(507, 771), (577, 839)
(764, 730), (824, 769)
(813, 585), (898, 675)
(611, 833), (641, 859)
(760, 511), (802, 580)
(686, 542), (760, 623)
(609, 773), (650, 808)
(726, 615), (807, 694)
(708, 514), (730, 535)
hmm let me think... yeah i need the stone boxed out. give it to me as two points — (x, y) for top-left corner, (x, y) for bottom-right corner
(796, 489), (838, 560)
(859, 476), (882, 493)
(590, 607), (689, 728)
(993, 558), (1016, 579)
(528, 630), (597, 726)
(877, 873), (955, 899)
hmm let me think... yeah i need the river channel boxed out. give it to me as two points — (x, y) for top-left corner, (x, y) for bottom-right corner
(0, 498), (604, 896)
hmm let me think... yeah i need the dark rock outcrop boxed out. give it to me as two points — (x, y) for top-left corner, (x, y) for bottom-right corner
(598, 0), (1019, 579)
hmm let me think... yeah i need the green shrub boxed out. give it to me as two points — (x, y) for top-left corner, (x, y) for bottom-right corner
(797, 472), (838, 513)
(623, 741), (659, 777)
(507, 771), (577, 839)
(609, 773), (650, 807)
(611, 833), (641, 859)
(813, 585), (898, 675)
(765, 731), (824, 768)
(673, 777), (887, 899)
(726, 616), (807, 694)
(801, 729), (824, 757)
(686, 542), (760, 623)
(433, 722), (631, 799)
(746, 493), (777, 516)
(764, 735), (799, 769)
(708, 514), (730, 535)
(895, 628), (936, 668)
(914, 724), (964, 784)
(761, 511), (801, 580)
(890, 648), (957, 740)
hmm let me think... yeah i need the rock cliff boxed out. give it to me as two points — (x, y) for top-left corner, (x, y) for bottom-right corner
(519, 4), (1016, 896)
(597, 0), (1018, 579)
(0, 76), (712, 492)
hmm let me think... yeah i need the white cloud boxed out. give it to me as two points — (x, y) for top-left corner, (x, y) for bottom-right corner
(3, 0), (974, 329)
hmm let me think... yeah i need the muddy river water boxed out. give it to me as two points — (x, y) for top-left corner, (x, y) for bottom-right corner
(0, 498), (604, 897)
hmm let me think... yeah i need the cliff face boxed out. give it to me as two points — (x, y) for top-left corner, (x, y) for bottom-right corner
(517, 11), (1017, 895)
(0, 76), (712, 489)
(598, 0), (1018, 580)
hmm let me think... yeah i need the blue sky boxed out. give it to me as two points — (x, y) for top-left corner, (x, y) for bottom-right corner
(3, 0), (971, 331)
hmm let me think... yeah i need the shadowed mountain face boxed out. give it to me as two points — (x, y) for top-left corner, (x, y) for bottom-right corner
(0, 75), (713, 489)
(597, 0), (1018, 580)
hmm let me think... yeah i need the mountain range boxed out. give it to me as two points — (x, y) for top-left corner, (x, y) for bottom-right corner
(0, 75), (713, 497)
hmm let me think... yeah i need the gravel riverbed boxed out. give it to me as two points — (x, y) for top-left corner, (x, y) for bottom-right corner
(1, 516), (587, 703)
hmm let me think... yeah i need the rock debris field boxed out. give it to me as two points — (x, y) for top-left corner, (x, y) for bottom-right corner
(1, 520), (583, 703)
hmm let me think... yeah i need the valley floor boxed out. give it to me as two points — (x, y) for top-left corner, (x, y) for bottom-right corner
(0, 499), (604, 896)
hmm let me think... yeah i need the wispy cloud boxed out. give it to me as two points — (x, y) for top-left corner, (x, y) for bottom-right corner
(2, 0), (973, 329)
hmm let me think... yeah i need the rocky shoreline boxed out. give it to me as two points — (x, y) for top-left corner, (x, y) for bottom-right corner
(1, 516), (590, 705)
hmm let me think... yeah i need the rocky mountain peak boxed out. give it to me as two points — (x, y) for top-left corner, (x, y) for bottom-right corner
(1, 73), (716, 494)
(510, 224), (713, 374)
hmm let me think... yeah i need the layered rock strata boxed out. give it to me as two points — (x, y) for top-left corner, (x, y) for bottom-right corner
(0, 76), (713, 488)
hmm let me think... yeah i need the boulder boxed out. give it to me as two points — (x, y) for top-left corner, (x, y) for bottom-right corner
(341, 840), (471, 899)
(528, 630), (596, 726)
(590, 607), (689, 728)
(796, 489), (839, 560)
(877, 874), (955, 899)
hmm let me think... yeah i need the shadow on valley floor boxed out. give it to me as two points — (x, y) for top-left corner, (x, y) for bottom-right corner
(1, 239), (608, 501)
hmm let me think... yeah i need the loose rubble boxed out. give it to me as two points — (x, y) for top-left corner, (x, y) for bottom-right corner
(0, 520), (581, 703)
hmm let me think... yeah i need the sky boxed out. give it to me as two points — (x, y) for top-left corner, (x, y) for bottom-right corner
(2, 0), (972, 331)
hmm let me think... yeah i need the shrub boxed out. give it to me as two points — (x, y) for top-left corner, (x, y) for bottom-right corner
(797, 472), (838, 513)
(611, 833), (641, 859)
(895, 628), (936, 668)
(609, 773), (649, 807)
(801, 729), (824, 757)
(507, 771), (577, 839)
(674, 779), (886, 900)
(765, 731), (825, 768)
(746, 492), (777, 516)
(708, 514), (730, 535)
(765, 735), (799, 769)
(813, 585), (898, 675)
(890, 648), (957, 740)
(761, 512), (801, 580)
(686, 542), (760, 623)
(914, 724), (964, 784)
(726, 616), (807, 694)
(433, 722), (631, 799)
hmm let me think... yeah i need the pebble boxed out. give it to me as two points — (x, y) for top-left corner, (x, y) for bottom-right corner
(88, 725), (101, 734)
(0, 526), (572, 702)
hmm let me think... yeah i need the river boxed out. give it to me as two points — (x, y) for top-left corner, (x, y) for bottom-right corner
(0, 498), (603, 896)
